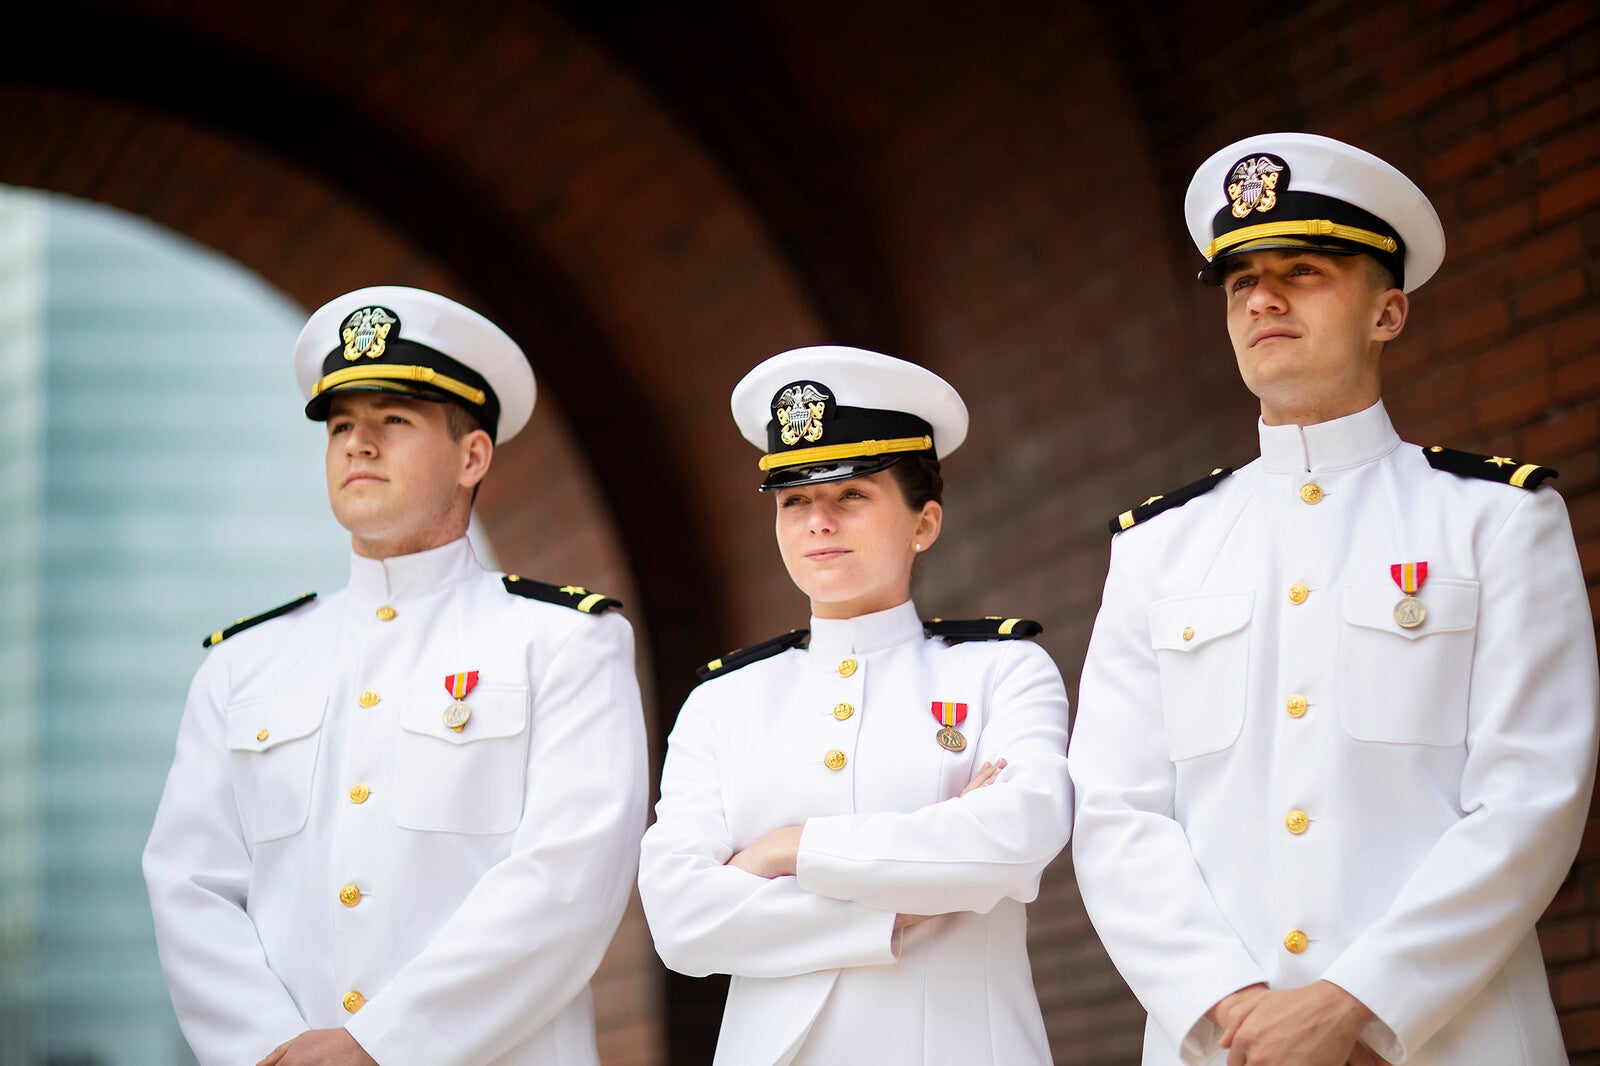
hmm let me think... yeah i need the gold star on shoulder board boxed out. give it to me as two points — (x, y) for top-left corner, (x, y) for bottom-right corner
(1424, 445), (1558, 491)
(503, 577), (622, 614)
(1108, 469), (1234, 534)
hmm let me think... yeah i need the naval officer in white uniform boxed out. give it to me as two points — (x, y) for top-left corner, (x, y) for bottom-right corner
(143, 286), (648, 1066)
(638, 346), (1073, 1066)
(1068, 133), (1599, 1066)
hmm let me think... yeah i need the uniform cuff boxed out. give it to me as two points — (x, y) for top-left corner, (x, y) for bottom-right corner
(1171, 972), (1268, 1066)
(346, 1002), (451, 1066)
(1317, 966), (1404, 1062)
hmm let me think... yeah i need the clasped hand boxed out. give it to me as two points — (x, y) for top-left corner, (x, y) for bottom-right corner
(1211, 982), (1386, 1066)
(257, 1029), (377, 1066)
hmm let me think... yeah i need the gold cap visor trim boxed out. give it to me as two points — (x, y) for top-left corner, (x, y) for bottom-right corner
(1205, 219), (1399, 261)
(759, 434), (933, 472)
(313, 364), (487, 406)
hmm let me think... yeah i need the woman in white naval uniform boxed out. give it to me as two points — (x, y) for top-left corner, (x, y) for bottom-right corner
(638, 346), (1073, 1066)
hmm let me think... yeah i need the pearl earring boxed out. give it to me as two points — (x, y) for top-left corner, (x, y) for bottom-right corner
(915, 543), (923, 551)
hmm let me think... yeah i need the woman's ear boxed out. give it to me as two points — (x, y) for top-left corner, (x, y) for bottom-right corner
(914, 500), (944, 552)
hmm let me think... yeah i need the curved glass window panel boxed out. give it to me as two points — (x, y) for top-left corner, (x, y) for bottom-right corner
(0, 185), (357, 1065)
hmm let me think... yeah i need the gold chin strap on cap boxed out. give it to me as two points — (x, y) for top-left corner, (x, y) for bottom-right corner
(1205, 219), (1399, 260)
(313, 364), (487, 406)
(758, 435), (933, 472)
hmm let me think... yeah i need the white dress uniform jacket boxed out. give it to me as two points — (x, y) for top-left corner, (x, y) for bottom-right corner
(1069, 402), (1598, 1065)
(639, 600), (1072, 1066)
(143, 537), (648, 1066)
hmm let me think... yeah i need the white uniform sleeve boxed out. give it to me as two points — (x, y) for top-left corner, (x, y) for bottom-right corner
(344, 611), (649, 1066)
(795, 640), (1073, 915)
(638, 685), (899, 980)
(1319, 487), (1599, 1062)
(142, 656), (311, 1066)
(1068, 535), (1268, 1064)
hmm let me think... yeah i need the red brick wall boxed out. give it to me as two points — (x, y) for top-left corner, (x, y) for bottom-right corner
(4, 1), (1595, 1062)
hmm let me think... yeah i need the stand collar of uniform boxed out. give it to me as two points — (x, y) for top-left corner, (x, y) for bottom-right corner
(347, 535), (479, 604)
(1258, 399), (1401, 474)
(808, 599), (925, 656)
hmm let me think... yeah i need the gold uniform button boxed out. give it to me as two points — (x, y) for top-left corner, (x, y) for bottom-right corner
(1285, 809), (1309, 835)
(256, 729), (269, 742)
(833, 702), (855, 721)
(349, 784), (370, 804)
(1288, 581), (1309, 605)
(1181, 626), (1195, 642)
(824, 749), (847, 771)
(1300, 482), (1324, 505)
(837, 658), (857, 678)
(338, 883), (362, 907)
(1285, 694), (1308, 718)
(376, 606), (397, 621)
(343, 990), (365, 1013)
(1284, 929), (1309, 954)
(358, 690), (380, 708)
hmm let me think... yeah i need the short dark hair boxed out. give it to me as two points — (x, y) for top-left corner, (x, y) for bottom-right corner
(442, 401), (487, 442)
(885, 454), (944, 509)
(1360, 253), (1399, 293)
(438, 400), (490, 504)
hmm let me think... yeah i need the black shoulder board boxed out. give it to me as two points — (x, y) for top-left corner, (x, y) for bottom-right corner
(202, 592), (316, 649)
(502, 575), (623, 614)
(924, 617), (1043, 642)
(1424, 445), (1557, 490)
(696, 629), (809, 682)
(1109, 467), (1234, 534)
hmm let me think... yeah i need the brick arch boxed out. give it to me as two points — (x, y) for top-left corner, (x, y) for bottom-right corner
(4, 0), (845, 706)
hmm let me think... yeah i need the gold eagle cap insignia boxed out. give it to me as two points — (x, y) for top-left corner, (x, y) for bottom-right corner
(774, 383), (830, 446)
(1227, 154), (1286, 219)
(341, 306), (398, 362)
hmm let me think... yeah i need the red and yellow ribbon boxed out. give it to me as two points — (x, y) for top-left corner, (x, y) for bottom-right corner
(930, 700), (968, 727)
(1389, 562), (1428, 595)
(445, 671), (480, 699)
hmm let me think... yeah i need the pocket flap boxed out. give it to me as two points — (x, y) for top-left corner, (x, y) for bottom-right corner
(1341, 578), (1479, 640)
(225, 698), (328, 752)
(399, 686), (528, 746)
(1149, 591), (1255, 652)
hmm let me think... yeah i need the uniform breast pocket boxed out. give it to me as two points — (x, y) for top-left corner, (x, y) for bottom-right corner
(225, 697), (328, 843)
(1337, 579), (1478, 746)
(1148, 592), (1254, 760)
(394, 685), (530, 834)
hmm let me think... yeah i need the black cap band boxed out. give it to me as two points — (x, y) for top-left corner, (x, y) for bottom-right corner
(1202, 189), (1407, 289)
(765, 403), (932, 457)
(306, 338), (502, 439)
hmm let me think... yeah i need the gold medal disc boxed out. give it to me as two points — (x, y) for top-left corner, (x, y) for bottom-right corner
(443, 699), (472, 732)
(1393, 595), (1426, 629)
(936, 726), (967, 752)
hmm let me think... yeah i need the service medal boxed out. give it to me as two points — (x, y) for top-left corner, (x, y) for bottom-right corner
(1390, 561), (1428, 629)
(931, 700), (969, 753)
(443, 670), (480, 732)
